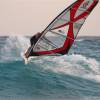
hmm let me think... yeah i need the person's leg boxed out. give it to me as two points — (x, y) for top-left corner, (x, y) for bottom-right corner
(24, 47), (31, 58)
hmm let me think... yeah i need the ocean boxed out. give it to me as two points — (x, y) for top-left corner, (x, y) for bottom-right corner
(0, 36), (100, 100)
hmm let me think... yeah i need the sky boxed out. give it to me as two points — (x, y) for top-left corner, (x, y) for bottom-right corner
(0, 0), (100, 36)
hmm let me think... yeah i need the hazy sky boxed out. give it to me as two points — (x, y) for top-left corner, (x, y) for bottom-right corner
(0, 0), (100, 36)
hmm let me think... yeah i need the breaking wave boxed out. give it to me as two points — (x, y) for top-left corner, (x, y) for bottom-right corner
(0, 36), (100, 99)
(36, 54), (100, 82)
(0, 36), (100, 83)
(0, 36), (30, 62)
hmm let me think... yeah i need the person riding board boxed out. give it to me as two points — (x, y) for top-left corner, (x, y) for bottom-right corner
(24, 32), (42, 58)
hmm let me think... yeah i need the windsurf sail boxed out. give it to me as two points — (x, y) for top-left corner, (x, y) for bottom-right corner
(28, 0), (99, 56)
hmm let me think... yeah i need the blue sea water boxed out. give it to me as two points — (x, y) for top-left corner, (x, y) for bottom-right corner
(0, 36), (100, 100)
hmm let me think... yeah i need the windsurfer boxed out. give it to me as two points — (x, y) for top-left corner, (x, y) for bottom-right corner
(24, 32), (42, 58)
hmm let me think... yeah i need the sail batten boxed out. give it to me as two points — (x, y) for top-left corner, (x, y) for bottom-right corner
(42, 37), (59, 48)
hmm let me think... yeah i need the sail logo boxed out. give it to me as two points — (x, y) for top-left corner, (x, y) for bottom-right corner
(81, 1), (90, 9)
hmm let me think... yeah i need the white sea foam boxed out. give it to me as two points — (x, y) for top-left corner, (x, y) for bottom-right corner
(36, 54), (100, 82)
(0, 36), (30, 62)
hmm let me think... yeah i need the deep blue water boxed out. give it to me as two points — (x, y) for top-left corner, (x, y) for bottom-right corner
(0, 36), (100, 100)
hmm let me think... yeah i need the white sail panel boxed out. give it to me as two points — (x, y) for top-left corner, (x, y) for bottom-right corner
(73, 18), (86, 37)
(34, 38), (56, 52)
(34, 26), (69, 52)
(61, 11), (70, 20)
(80, 0), (94, 10)
(75, 0), (94, 18)
(51, 19), (69, 29)
(51, 11), (70, 29)
(51, 25), (69, 37)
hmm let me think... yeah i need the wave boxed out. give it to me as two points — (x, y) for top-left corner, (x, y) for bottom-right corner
(0, 36), (100, 99)
(0, 36), (30, 62)
(0, 36), (100, 83)
(33, 54), (100, 83)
